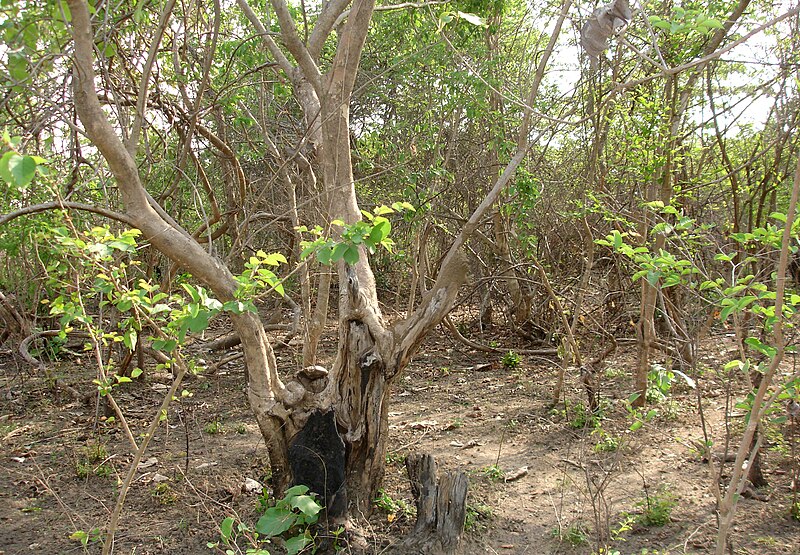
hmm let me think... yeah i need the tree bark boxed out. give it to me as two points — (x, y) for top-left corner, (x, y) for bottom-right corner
(389, 453), (468, 555)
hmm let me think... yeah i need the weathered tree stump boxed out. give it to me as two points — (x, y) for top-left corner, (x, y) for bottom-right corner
(390, 453), (468, 554)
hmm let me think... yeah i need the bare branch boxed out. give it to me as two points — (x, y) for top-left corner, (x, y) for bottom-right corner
(308, 0), (351, 59)
(0, 201), (136, 227)
(269, 0), (323, 92)
(332, 1), (449, 29)
(236, 0), (295, 75)
(126, 0), (178, 156)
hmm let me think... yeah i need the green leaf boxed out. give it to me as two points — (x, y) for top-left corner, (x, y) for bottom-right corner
(342, 245), (360, 265)
(373, 205), (394, 216)
(186, 310), (210, 333)
(612, 231), (623, 250)
(285, 533), (313, 555)
(131, 367), (143, 378)
(284, 484), (310, 497)
(182, 283), (201, 303)
(368, 219), (391, 245)
(122, 329), (138, 350)
(457, 11), (487, 26)
(317, 245), (333, 265)
(744, 337), (777, 358)
(330, 242), (349, 263)
(152, 338), (177, 352)
(719, 305), (735, 322)
(262, 252), (287, 266)
(290, 494), (322, 517)
(220, 516), (235, 541)
(736, 295), (758, 310)
(723, 359), (743, 372)
(255, 507), (297, 537)
(0, 152), (37, 189)
(7, 51), (28, 82)
(699, 280), (719, 291)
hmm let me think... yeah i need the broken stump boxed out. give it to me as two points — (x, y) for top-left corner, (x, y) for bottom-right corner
(390, 453), (468, 554)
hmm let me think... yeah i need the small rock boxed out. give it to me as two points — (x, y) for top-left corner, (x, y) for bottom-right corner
(152, 473), (170, 483)
(404, 420), (438, 430)
(137, 457), (158, 470)
(243, 478), (263, 494)
(504, 466), (529, 482)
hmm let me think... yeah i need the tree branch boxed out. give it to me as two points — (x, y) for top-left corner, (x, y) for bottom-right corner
(0, 201), (136, 228)
(308, 0), (351, 59)
(126, 0), (178, 156)
(236, 0), (295, 76)
(269, 0), (322, 93)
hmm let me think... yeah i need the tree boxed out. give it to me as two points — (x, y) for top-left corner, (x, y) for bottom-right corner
(61, 0), (572, 538)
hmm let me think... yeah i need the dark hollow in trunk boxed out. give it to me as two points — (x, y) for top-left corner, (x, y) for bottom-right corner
(288, 409), (347, 520)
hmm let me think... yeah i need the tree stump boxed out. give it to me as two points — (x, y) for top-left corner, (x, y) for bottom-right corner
(391, 453), (468, 554)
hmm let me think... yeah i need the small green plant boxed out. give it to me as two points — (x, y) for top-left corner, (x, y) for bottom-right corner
(69, 528), (103, 547)
(449, 417), (464, 429)
(464, 501), (493, 531)
(501, 350), (521, 369)
(255, 488), (271, 514)
(75, 443), (112, 479)
(210, 486), (321, 555)
(374, 489), (415, 520)
(552, 522), (589, 546)
(592, 429), (621, 453)
(481, 464), (505, 482)
(660, 397), (680, 421)
(567, 400), (598, 429)
(385, 451), (407, 465)
(152, 482), (178, 505)
(790, 501), (800, 521)
(204, 421), (224, 434)
(235, 422), (247, 434)
(208, 516), (270, 555)
(636, 486), (676, 527)
(646, 363), (674, 403)
(610, 513), (636, 540)
(255, 485), (320, 554)
(623, 394), (658, 431)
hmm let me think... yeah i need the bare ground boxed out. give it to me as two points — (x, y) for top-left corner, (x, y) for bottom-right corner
(1, 325), (799, 555)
